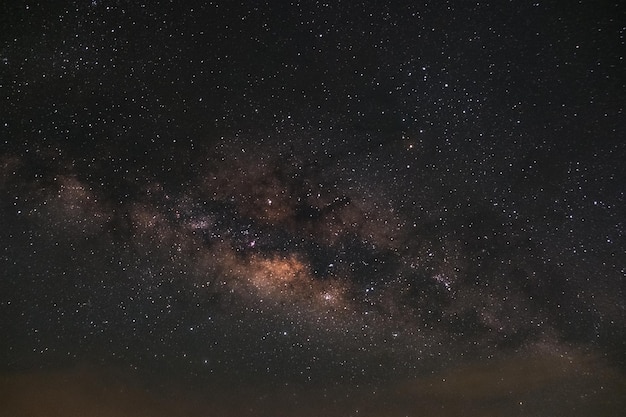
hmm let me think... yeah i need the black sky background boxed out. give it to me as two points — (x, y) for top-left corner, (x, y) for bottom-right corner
(1, 1), (625, 416)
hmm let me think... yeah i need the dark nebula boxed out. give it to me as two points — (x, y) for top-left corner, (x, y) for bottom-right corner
(1, 1), (624, 416)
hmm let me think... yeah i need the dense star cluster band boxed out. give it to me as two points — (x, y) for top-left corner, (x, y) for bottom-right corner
(1, 1), (624, 416)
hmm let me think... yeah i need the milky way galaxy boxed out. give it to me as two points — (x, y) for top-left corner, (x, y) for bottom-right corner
(1, 1), (625, 416)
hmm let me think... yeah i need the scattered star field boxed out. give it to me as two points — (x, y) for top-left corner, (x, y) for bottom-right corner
(1, 1), (625, 416)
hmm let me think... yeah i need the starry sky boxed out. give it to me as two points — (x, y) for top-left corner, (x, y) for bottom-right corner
(1, 1), (625, 416)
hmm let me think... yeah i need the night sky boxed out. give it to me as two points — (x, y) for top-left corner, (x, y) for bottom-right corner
(1, 1), (625, 416)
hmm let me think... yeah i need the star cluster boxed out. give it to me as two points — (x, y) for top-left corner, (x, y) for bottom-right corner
(1, 1), (624, 416)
